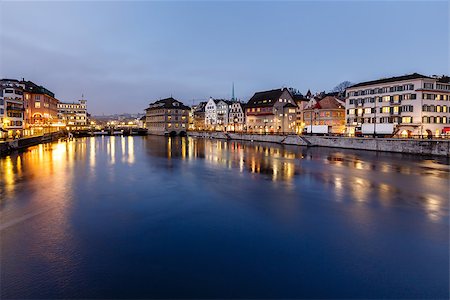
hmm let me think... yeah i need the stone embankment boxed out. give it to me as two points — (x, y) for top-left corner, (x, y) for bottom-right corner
(188, 131), (450, 157)
(0, 132), (65, 157)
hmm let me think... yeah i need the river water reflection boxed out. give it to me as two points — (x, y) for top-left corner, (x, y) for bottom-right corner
(0, 136), (448, 298)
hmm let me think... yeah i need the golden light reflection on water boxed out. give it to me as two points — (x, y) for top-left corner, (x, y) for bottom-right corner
(1, 136), (448, 224)
(1, 156), (15, 198)
(423, 195), (445, 222)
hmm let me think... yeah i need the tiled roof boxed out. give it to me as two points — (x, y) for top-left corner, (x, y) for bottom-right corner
(146, 97), (190, 110)
(311, 96), (345, 109)
(349, 73), (431, 88)
(247, 88), (286, 108)
(293, 94), (308, 102)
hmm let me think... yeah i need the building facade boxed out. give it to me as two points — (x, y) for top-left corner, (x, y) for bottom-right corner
(227, 102), (246, 132)
(145, 97), (190, 135)
(192, 101), (207, 131)
(245, 88), (297, 134)
(205, 98), (232, 130)
(0, 79), (25, 139)
(293, 93), (310, 134)
(58, 100), (88, 129)
(22, 80), (61, 135)
(345, 73), (450, 137)
(302, 95), (346, 134)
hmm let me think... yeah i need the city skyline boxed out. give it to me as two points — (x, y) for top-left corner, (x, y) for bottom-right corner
(1, 1), (448, 115)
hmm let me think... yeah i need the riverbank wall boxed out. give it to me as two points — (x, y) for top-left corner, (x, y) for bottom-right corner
(0, 131), (65, 157)
(188, 131), (450, 156)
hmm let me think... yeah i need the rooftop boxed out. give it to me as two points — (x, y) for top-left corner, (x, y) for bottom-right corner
(146, 97), (190, 111)
(247, 88), (291, 108)
(349, 73), (431, 89)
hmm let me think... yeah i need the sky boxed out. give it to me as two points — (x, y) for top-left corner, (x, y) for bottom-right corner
(0, 1), (448, 115)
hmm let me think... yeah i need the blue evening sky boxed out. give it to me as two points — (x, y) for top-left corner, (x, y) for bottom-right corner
(0, 1), (448, 114)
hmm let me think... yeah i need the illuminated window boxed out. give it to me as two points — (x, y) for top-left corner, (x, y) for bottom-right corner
(401, 117), (412, 123)
(382, 107), (390, 113)
(35, 102), (40, 108)
(364, 108), (371, 114)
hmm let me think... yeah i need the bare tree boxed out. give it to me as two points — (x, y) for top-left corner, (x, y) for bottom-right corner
(332, 81), (353, 93)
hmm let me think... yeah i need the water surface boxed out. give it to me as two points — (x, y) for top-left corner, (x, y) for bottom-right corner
(0, 136), (448, 298)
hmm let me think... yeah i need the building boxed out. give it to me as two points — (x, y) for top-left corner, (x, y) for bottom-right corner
(21, 80), (61, 135)
(58, 99), (88, 129)
(227, 101), (246, 132)
(145, 97), (190, 135)
(345, 73), (450, 137)
(245, 88), (297, 134)
(302, 95), (346, 134)
(192, 101), (207, 130)
(293, 93), (310, 134)
(0, 79), (25, 139)
(205, 98), (232, 130)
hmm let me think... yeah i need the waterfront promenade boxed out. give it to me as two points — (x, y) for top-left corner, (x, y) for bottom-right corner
(189, 131), (450, 156)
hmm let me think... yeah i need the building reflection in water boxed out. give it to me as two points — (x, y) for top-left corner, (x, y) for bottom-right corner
(141, 136), (449, 222)
(1, 136), (448, 224)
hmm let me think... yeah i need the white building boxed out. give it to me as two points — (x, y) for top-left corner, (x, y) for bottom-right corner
(204, 98), (232, 130)
(345, 73), (450, 137)
(0, 79), (25, 138)
(57, 99), (88, 129)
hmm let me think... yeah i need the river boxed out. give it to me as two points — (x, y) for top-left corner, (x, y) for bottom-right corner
(0, 136), (448, 298)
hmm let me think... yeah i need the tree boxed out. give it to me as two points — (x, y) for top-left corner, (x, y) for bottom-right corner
(332, 81), (353, 93)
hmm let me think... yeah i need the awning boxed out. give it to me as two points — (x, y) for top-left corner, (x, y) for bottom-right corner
(442, 127), (450, 133)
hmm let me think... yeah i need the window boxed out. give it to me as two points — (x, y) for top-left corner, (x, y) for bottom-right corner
(35, 102), (41, 108)
(401, 116), (412, 123)
(381, 107), (390, 113)
(364, 108), (372, 114)
(382, 96), (390, 102)
(424, 83), (434, 89)
(423, 93), (436, 100)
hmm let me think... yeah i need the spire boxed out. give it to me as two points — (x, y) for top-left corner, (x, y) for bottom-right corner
(232, 82), (235, 101)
